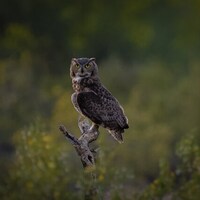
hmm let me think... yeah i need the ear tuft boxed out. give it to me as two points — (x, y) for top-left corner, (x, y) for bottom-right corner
(89, 57), (96, 62)
(71, 58), (77, 62)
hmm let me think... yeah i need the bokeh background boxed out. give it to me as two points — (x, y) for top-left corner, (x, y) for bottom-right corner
(0, 0), (200, 199)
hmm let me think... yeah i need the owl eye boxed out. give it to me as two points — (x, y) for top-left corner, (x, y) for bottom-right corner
(75, 64), (80, 68)
(85, 64), (91, 68)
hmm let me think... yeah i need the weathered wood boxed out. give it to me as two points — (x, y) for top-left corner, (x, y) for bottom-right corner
(59, 118), (100, 199)
(59, 118), (99, 170)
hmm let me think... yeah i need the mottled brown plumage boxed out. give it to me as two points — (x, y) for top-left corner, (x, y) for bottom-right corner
(70, 57), (129, 143)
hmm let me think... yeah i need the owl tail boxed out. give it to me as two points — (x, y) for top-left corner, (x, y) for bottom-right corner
(108, 129), (124, 143)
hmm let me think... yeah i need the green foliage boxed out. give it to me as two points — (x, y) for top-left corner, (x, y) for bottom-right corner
(125, 62), (200, 179)
(174, 135), (200, 200)
(1, 24), (37, 56)
(139, 159), (175, 200)
(140, 134), (200, 200)
(1, 59), (200, 199)
(1, 0), (200, 199)
(1, 124), (200, 199)
(0, 121), (137, 199)
(0, 122), (85, 199)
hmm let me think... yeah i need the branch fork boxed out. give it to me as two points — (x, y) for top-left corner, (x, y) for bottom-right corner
(59, 118), (99, 170)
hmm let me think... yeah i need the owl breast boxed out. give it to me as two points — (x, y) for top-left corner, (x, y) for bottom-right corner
(72, 77), (96, 92)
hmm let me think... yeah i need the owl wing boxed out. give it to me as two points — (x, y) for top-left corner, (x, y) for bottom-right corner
(76, 91), (128, 129)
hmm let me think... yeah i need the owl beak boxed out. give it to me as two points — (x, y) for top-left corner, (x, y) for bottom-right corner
(81, 67), (84, 73)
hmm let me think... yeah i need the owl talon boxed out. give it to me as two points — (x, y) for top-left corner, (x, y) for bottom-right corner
(78, 115), (91, 134)
(89, 124), (99, 133)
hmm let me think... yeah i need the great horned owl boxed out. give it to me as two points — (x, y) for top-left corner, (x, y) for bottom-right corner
(70, 57), (129, 143)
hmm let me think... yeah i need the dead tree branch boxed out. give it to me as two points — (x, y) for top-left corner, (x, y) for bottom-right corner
(59, 118), (100, 170)
(59, 117), (101, 199)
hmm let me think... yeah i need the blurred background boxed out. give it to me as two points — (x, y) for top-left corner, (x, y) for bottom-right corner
(0, 0), (200, 199)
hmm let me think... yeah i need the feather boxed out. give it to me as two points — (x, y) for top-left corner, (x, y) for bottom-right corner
(70, 60), (129, 143)
(75, 89), (128, 143)
(108, 129), (124, 143)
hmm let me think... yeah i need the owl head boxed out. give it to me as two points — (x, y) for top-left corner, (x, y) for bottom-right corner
(70, 57), (98, 80)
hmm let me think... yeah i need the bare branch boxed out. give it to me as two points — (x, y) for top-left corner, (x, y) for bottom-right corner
(59, 125), (80, 146)
(59, 119), (100, 169)
(59, 116), (100, 199)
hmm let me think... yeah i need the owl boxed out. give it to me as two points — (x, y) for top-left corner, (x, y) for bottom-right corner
(70, 57), (129, 143)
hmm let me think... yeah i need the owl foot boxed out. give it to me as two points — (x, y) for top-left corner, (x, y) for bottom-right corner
(89, 123), (99, 133)
(78, 115), (90, 134)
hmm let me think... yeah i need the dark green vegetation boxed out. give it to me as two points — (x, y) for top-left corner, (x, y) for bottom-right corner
(0, 0), (200, 199)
